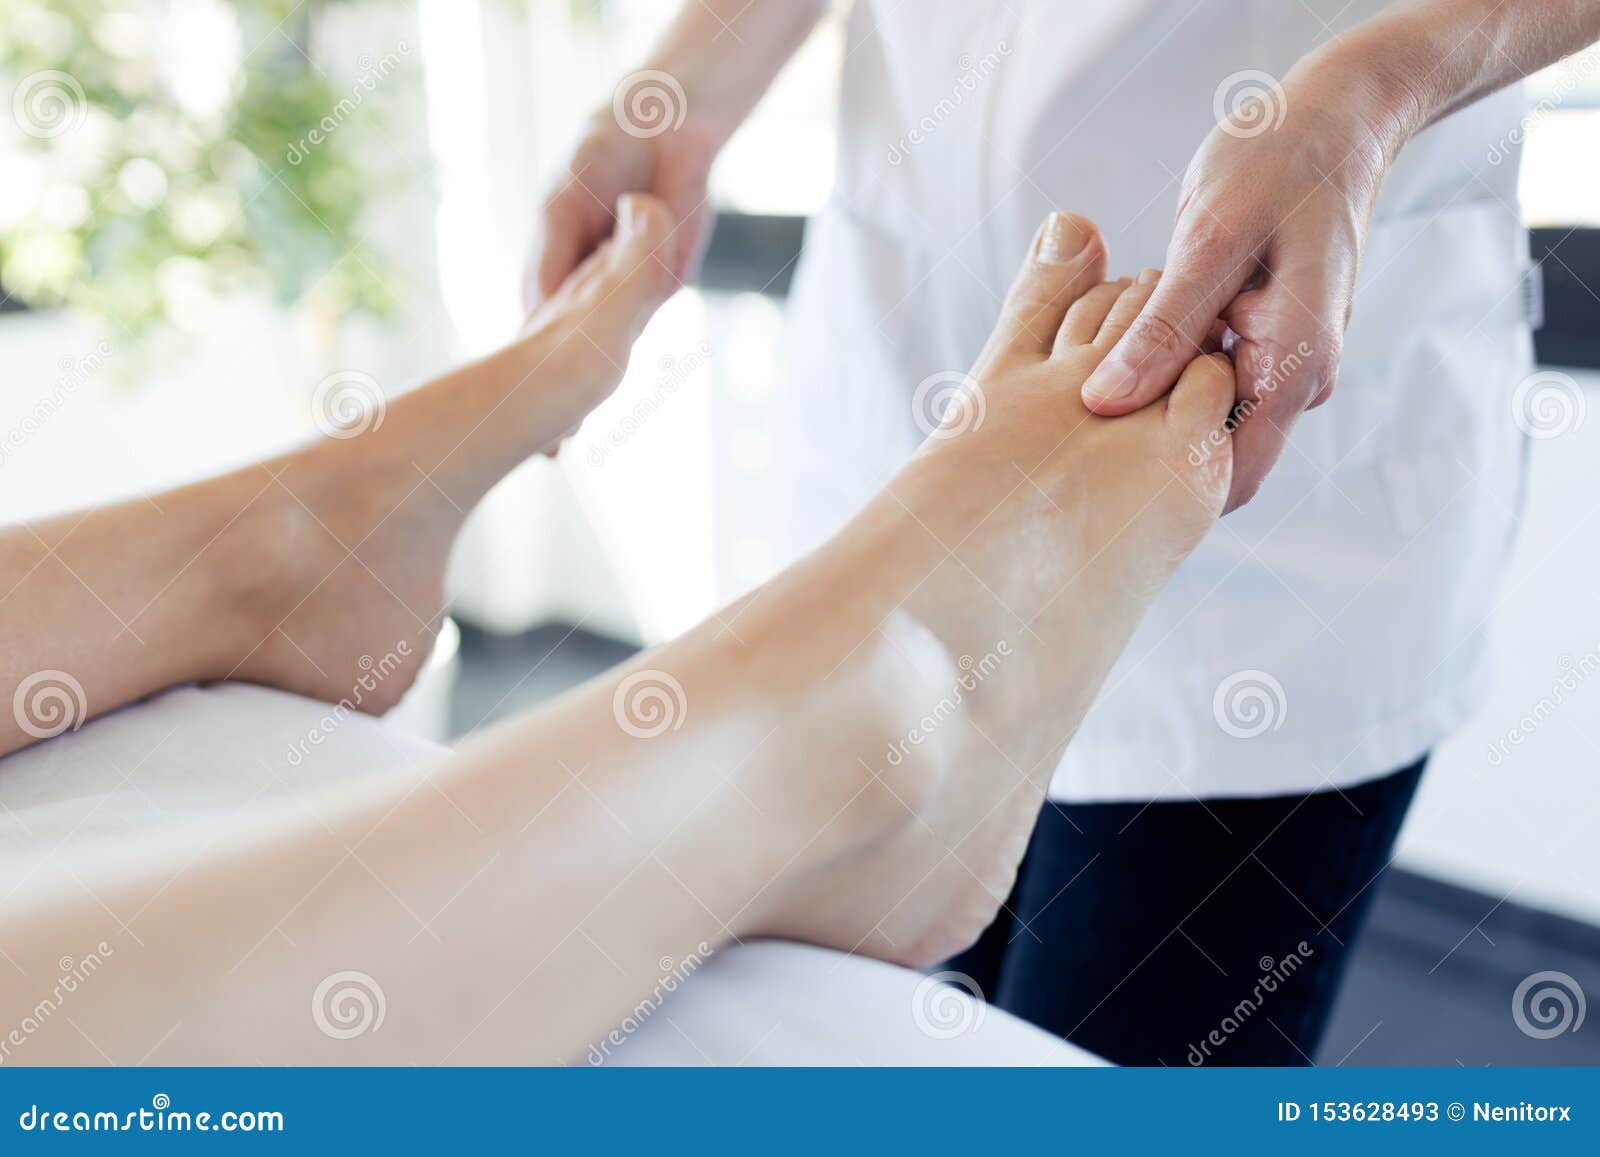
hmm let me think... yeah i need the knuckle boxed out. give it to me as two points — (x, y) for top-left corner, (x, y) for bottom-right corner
(1178, 222), (1237, 269)
(1251, 335), (1339, 405)
(1246, 335), (1295, 383)
(1125, 309), (1193, 361)
(1303, 345), (1340, 399)
(1312, 356), (1339, 397)
(1231, 472), (1266, 510)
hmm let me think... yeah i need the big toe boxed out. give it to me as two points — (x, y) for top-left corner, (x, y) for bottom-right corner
(597, 193), (680, 331)
(984, 212), (1107, 362)
(1166, 352), (1238, 507)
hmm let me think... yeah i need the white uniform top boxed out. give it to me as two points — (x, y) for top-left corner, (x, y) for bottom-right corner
(746, 0), (1536, 801)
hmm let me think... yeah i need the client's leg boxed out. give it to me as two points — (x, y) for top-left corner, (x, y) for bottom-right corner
(0, 196), (677, 759)
(0, 214), (1236, 1064)
(752, 254), (1236, 964)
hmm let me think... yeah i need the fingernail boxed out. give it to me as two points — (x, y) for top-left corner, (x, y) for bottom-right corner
(1137, 267), (1161, 285)
(1037, 213), (1089, 265)
(1083, 357), (1139, 403)
(617, 194), (640, 237)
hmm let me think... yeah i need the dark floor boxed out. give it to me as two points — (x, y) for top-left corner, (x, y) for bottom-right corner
(450, 623), (1600, 1067)
(447, 622), (636, 738)
(1321, 871), (1600, 1065)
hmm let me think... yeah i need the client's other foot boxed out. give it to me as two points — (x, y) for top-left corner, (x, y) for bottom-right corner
(755, 214), (1236, 966)
(219, 196), (678, 713)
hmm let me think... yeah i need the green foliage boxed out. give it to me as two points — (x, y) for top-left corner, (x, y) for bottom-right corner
(0, 0), (415, 334)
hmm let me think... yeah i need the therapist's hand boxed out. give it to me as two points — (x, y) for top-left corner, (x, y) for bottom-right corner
(525, 0), (826, 310)
(1080, 48), (1416, 511)
(524, 112), (717, 311)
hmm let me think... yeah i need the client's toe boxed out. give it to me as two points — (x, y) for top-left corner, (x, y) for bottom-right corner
(1165, 351), (1238, 511)
(596, 193), (679, 331)
(1054, 278), (1130, 353)
(1092, 273), (1161, 351)
(530, 193), (678, 341)
(1167, 351), (1237, 434)
(982, 212), (1107, 362)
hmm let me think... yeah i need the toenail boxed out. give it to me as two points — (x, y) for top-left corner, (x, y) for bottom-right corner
(1037, 213), (1090, 265)
(1083, 357), (1139, 403)
(617, 194), (642, 237)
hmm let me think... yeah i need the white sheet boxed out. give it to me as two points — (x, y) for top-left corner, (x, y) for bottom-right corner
(0, 683), (1101, 1066)
(593, 940), (1098, 1066)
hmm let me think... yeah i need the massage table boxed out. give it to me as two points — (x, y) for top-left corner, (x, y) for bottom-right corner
(0, 683), (1102, 1067)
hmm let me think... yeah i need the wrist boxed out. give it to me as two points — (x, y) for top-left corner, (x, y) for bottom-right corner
(634, 62), (747, 148)
(1290, 20), (1434, 164)
(583, 75), (734, 156)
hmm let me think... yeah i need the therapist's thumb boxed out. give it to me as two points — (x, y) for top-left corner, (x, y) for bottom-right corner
(1080, 248), (1249, 415)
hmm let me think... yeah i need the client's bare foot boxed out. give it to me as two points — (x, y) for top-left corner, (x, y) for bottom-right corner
(218, 195), (677, 712)
(753, 214), (1236, 966)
